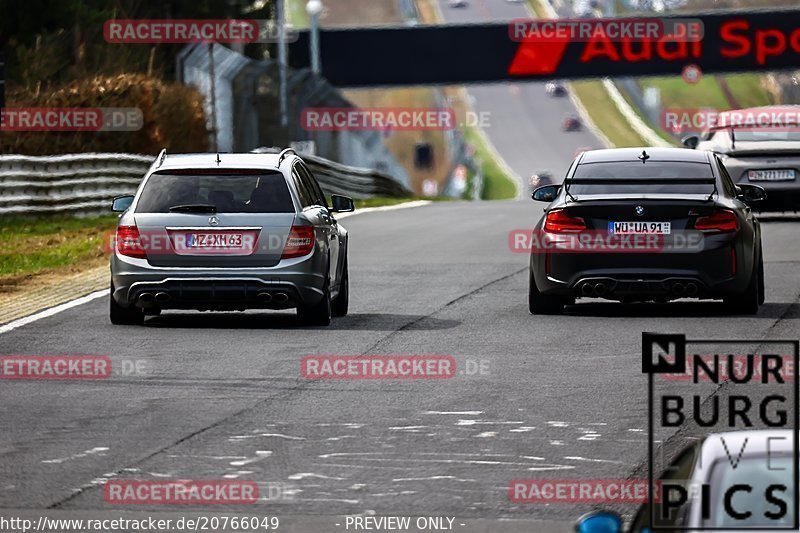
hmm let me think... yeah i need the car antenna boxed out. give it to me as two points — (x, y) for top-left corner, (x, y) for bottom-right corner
(729, 126), (736, 151)
(638, 150), (650, 164)
(215, 153), (221, 166)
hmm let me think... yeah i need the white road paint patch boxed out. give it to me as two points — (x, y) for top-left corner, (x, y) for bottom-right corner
(42, 446), (109, 464)
(389, 425), (428, 430)
(550, 440), (565, 446)
(423, 411), (483, 415)
(628, 428), (645, 432)
(564, 456), (625, 464)
(509, 426), (537, 433)
(475, 432), (497, 438)
(373, 491), (418, 497)
(578, 433), (601, 441)
(456, 420), (523, 426)
(315, 423), (364, 429)
(521, 456), (545, 461)
(148, 472), (174, 478)
(546, 421), (569, 427)
(527, 465), (576, 472)
(349, 484), (367, 490)
(229, 450), (272, 466)
(223, 470), (254, 479)
(229, 433), (305, 441)
(0, 289), (106, 334)
(393, 475), (475, 483)
(325, 435), (356, 441)
(288, 473), (344, 481)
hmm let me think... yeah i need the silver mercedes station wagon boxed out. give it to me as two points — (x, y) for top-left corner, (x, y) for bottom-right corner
(109, 148), (353, 326)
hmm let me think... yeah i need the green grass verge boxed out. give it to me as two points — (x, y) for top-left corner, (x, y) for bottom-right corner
(570, 81), (649, 147)
(462, 127), (518, 200)
(0, 216), (117, 280)
(352, 196), (452, 208)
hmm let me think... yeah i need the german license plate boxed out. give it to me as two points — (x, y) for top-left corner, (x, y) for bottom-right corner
(608, 221), (671, 234)
(186, 233), (244, 248)
(747, 169), (796, 181)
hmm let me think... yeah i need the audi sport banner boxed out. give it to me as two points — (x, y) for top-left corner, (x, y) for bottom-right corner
(288, 8), (800, 86)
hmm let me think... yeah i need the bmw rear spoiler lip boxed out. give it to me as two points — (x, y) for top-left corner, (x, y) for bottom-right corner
(564, 193), (717, 202)
(563, 177), (717, 203)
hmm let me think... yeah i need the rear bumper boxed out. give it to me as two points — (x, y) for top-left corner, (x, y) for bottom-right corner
(531, 247), (752, 301)
(110, 251), (326, 310)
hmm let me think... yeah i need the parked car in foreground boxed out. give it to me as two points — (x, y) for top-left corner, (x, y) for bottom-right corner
(576, 429), (795, 532)
(109, 149), (353, 326)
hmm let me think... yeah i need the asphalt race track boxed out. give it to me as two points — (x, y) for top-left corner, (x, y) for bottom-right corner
(1, 200), (799, 531)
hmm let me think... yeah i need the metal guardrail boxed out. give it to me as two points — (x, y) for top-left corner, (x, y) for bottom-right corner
(252, 147), (412, 198)
(0, 151), (411, 216)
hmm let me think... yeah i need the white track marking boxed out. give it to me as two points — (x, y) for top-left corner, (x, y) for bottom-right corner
(0, 290), (106, 335)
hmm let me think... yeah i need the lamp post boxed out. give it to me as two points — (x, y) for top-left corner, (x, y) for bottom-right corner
(306, 0), (323, 77)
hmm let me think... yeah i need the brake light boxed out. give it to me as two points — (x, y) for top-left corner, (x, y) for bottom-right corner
(544, 209), (586, 233)
(282, 225), (315, 259)
(116, 225), (147, 259)
(694, 209), (739, 232)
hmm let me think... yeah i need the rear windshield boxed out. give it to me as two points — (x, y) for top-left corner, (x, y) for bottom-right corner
(570, 161), (715, 195)
(135, 172), (294, 213)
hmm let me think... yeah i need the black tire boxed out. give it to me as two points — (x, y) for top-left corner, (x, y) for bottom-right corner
(298, 280), (332, 326)
(724, 255), (760, 315)
(331, 258), (349, 317)
(109, 281), (144, 325)
(528, 271), (565, 315)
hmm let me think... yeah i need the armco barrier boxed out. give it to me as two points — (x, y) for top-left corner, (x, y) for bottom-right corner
(0, 151), (411, 216)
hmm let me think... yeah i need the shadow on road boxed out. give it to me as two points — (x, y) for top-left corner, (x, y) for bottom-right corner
(143, 312), (461, 331)
(564, 301), (797, 318)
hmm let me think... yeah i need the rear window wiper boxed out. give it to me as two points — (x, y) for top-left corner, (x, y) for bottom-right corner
(168, 204), (217, 213)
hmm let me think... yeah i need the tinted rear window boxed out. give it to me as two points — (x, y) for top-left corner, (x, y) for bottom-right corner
(570, 161), (715, 194)
(135, 172), (294, 213)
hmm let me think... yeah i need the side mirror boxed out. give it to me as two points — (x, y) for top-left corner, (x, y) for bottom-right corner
(737, 184), (767, 203)
(681, 135), (700, 149)
(331, 194), (355, 213)
(112, 195), (134, 212)
(575, 511), (624, 533)
(532, 184), (560, 203)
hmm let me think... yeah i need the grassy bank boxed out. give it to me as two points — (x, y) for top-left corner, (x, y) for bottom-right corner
(0, 216), (116, 289)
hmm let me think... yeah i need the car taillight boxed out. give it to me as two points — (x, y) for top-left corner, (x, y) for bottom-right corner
(695, 209), (739, 232)
(116, 225), (147, 259)
(544, 209), (586, 233)
(282, 225), (315, 259)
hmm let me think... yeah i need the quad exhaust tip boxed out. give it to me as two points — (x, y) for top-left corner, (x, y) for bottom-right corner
(273, 292), (289, 303)
(672, 283), (686, 296)
(256, 292), (273, 303)
(154, 292), (171, 303)
(685, 282), (698, 296)
(593, 283), (607, 296)
(138, 292), (154, 303)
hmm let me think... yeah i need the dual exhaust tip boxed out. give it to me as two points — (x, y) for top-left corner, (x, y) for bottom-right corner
(257, 292), (289, 304)
(138, 292), (171, 303)
(671, 282), (699, 297)
(580, 282), (608, 297)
